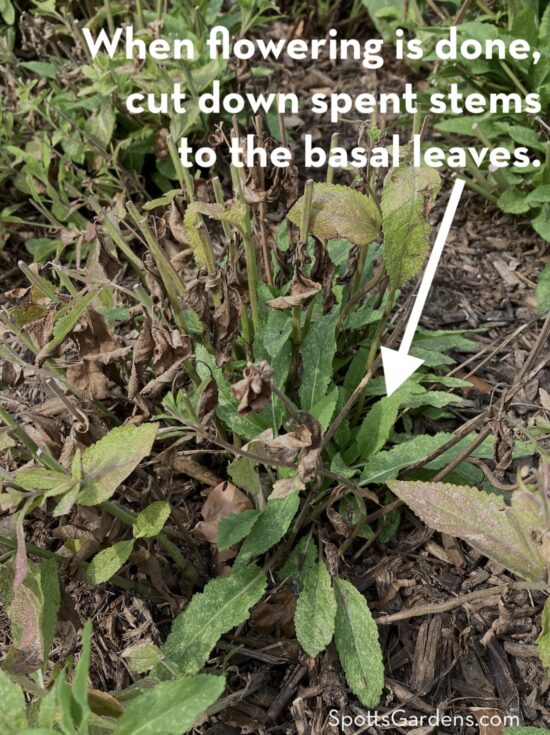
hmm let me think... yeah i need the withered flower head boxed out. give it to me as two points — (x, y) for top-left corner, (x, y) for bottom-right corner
(232, 361), (273, 415)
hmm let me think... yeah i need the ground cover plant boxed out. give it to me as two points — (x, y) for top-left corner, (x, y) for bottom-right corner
(1, 1), (550, 734)
(361, 0), (550, 311)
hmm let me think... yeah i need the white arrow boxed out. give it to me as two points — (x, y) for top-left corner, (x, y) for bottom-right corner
(381, 177), (465, 396)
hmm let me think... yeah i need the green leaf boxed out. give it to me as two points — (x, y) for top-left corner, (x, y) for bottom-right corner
(85, 540), (134, 585)
(236, 492), (300, 566)
(295, 562), (336, 656)
(85, 103), (116, 148)
(526, 185), (550, 206)
(113, 675), (225, 735)
(504, 729), (550, 735)
(497, 187), (531, 214)
(228, 457), (262, 500)
(20, 61), (58, 79)
(537, 597), (550, 673)
(161, 565), (266, 675)
(78, 423), (158, 505)
(124, 643), (163, 674)
(39, 559), (60, 666)
(277, 533), (317, 582)
(71, 621), (92, 729)
(360, 432), (454, 485)
(14, 468), (68, 492)
(24, 238), (59, 261)
(388, 480), (545, 581)
(506, 125), (547, 153)
(0, 0), (15, 24)
(536, 264), (550, 315)
(0, 670), (27, 733)
(0, 558), (45, 674)
(288, 183), (381, 246)
(133, 501), (171, 539)
(299, 308), (338, 411)
(353, 383), (418, 462)
(532, 205), (550, 242)
(309, 386), (339, 431)
(334, 578), (384, 708)
(381, 167), (441, 287)
(217, 509), (261, 551)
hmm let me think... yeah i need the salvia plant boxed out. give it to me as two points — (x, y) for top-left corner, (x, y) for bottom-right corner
(0, 2), (549, 730)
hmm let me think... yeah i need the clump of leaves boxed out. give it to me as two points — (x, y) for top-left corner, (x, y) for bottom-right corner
(1, 60), (546, 729)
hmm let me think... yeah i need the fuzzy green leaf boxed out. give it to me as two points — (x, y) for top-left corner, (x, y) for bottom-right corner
(334, 578), (384, 708)
(113, 674), (225, 735)
(388, 480), (545, 581)
(217, 509), (261, 551)
(71, 621), (92, 729)
(504, 729), (550, 734)
(0, 670), (27, 733)
(0, 558), (45, 674)
(133, 501), (171, 539)
(78, 423), (158, 505)
(161, 565), (266, 675)
(295, 562), (336, 656)
(236, 492), (300, 566)
(13, 468), (68, 492)
(497, 187), (531, 214)
(277, 533), (317, 582)
(124, 643), (163, 674)
(532, 205), (550, 242)
(352, 383), (421, 462)
(227, 457), (262, 500)
(382, 167), (441, 287)
(299, 308), (338, 411)
(309, 387), (339, 431)
(85, 103), (115, 148)
(39, 559), (60, 666)
(85, 540), (134, 585)
(360, 432), (454, 485)
(288, 183), (380, 246)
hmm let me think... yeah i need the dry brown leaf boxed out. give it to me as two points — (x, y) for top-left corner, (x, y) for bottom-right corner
(184, 273), (213, 331)
(212, 272), (241, 366)
(267, 267), (321, 310)
(129, 317), (192, 399)
(232, 362), (273, 415)
(269, 476), (306, 500)
(250, 589), (296, 637)
(193, 482), (253, 545)
(66, 310), (119, 401)
(197, 378), (218, 424)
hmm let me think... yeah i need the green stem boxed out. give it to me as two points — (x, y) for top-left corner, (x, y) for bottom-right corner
(134, 0), (144, 29)
(353, 287), (396, 423)
(104, 0), (115, 34)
